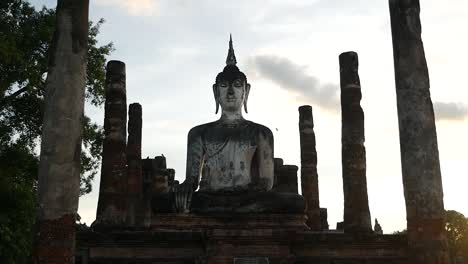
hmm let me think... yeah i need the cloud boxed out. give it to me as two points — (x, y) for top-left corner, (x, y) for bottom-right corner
(434, 102), (468, 121)
(96, 0), (159, 16)
(247, 55), (339, 113)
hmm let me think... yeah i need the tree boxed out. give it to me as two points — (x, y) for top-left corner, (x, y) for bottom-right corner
(0, 0), (113, 262)
(393, 211), (468, 263)
(0, 140), (37, 264)
(0, 0), (111, 193)
(446, 210), (468, 263)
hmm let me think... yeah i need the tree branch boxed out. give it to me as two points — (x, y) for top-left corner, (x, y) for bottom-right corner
(0, 86), (29, 109)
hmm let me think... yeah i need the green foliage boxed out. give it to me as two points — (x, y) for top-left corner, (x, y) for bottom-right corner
(0, 141), (37, 264)
(392, 211), (468, 263)
(0, 0), (113, 262)
(0, 0), (113, 193)
(446, 210), (468, 263)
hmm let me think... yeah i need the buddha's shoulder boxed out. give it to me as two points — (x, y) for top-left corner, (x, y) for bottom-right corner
(187, 122), (217, 136)
(187, 120), (273, 137)
(245, 120), (274, 137)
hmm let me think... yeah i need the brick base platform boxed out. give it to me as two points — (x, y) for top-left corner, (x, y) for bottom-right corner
(77, 214), (408, 264)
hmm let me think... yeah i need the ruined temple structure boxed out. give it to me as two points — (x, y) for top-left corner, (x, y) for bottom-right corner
(76, 1), (448, 263)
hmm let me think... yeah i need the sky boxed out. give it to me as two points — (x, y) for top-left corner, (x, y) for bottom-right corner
(32, 0), (468, 233)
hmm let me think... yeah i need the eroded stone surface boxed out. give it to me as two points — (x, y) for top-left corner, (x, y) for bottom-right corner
(171, 37), (303, 214)
(273, 157), (283, 189)
(95, 61), (128, 225)
(320, 208), (329, 230)
(339, 51), (372, 233)
(144, 156), (177, 215)
(274, 164), (299, 194)
(389, 0), (449, 262)
(127, 103), (143, 226)
(76, 227), (409, 264)
(35, 215), (76, 264)
(298, 105), (321, 230)
(35, 1), (89, 262)
(189, 120), (274, 192)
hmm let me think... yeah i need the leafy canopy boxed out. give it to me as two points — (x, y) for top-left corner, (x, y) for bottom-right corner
(446, 210), (468, 263)
(0, 0), (113, 194)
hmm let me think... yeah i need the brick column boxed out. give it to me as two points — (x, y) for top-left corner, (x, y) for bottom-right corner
(275, 165), (299, 194)
(389, 0), (449, 262)
(273, 158), (284, 190)
(127, 103), (142, 226)
(339, 51), (372, 233)
(298, 105), (321, 230)
(96, 61), (128, 225)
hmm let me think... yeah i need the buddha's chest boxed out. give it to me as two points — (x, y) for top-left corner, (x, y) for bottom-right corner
(200, 134), (258, 191)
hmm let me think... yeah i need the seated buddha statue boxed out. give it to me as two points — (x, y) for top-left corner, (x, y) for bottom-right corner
(155, 36), (305, 214)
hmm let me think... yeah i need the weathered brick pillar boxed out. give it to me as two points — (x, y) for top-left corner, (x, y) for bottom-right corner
(298, 105), (321, 230)
(127, 103), (142, 226)
(273, 157), (284, 190)
(276, 165), (299, 194)
(389, 1), (449, 262)
(142, 157), (153, 225)
(96, 61), (128, 225)
(151, 156), (170, 194)
(339, 51), (372, 233)
(320, 208), (329, 230)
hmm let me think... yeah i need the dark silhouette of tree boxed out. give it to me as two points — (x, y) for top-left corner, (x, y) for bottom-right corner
(446, 210), (468, 263)
(393, 210), (468, 263)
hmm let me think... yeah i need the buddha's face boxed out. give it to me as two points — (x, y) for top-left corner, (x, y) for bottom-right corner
(217, 78), (247, 112)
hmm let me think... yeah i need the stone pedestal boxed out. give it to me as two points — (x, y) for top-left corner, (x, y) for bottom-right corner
(150, 214), (308, 230)
(77, 221), (409, 264)
(389, 0), (449, 263)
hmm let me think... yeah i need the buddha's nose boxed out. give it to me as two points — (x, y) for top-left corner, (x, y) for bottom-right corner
(227, 85), (234, 95)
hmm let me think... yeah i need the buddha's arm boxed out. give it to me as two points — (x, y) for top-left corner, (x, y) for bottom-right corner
(257, 127), (274, 191)
(184, 127), (204, 191)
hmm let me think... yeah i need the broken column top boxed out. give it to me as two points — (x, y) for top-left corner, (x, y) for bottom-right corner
(274, 158), (284, 167)
(339, 51), (359, 70)
(299, 105), (314, 124)
(107, 60), (126, 76)
(129, 103), (142, 116)
(299, 105), (312, 112)
(105, 60), (126, 100)
(389, 0), (420, 9)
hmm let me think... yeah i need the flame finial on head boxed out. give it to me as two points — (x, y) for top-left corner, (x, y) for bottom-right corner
(226, 34), (237, 66)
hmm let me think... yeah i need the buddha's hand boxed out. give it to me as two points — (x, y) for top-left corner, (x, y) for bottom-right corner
(174, 179), (194, 213)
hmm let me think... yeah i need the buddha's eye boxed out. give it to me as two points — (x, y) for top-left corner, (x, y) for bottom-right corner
(219, 82), (228, 88)
(233, 80), (242, 88)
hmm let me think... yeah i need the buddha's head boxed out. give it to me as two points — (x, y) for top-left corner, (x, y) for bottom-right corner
(213, 35), (251, 114)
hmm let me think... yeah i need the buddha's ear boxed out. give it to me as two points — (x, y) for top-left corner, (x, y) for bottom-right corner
(244, 83), (251, 113)
(213, 84), (220, 114)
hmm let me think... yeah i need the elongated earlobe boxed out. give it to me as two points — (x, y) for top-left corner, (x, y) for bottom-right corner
(213, 84), (220, 114)
(243, 83), (251, 113)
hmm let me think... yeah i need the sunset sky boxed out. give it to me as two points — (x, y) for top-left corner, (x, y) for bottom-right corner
(32, 0), (468, 233)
